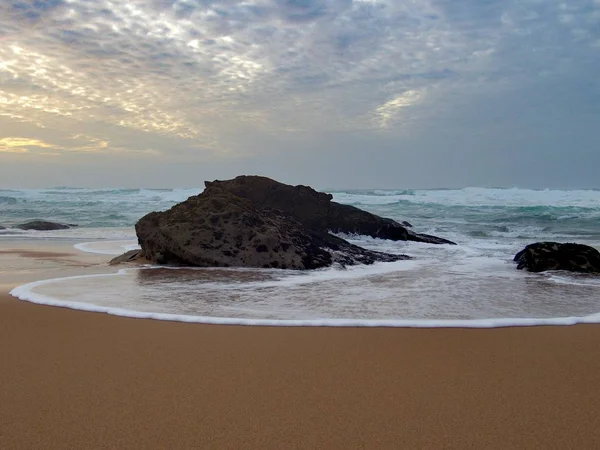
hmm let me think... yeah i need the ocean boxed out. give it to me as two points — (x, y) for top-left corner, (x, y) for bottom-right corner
(3, 186), (600, 327)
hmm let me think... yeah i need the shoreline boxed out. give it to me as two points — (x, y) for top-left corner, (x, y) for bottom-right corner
(2, 240), (600, 448)
(11, 270), (600, 328)
(5, 238), (600, 329)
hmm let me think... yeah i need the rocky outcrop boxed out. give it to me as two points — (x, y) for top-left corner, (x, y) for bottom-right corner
(16, 220), (75, 231)
(136, 188), (408, 270)
(205, 176), (455, 245)
(514, 242), (600, 273)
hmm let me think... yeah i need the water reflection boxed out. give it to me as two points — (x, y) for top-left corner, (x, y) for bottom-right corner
(28, 262), (600, 322)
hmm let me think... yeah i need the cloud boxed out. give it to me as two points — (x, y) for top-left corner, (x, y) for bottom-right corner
(0, 133), (163, 156)
(0, 137), (55, 148)
(374, 90), (424, 129)
(0, 147), (30, 154)
(0, 0), (599, 186)
(0, 0), (504, 137)
(0, 137), (53, 155)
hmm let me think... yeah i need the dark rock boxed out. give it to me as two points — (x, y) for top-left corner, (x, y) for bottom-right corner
(401, 221), (413, 228)
(16, 220), (72, 231)
(205, 176), (455, 245)
(514, 242), (600, 273)
(109, 249), (147, 266)
(135, 186), (409, 269)
(405, 230), (454, 245)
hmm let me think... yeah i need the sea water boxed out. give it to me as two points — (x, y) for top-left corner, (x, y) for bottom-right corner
(3, 186), (600, 326)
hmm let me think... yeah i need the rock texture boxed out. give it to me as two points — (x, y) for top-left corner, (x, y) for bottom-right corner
(205, 176), (455, 245)
(16, 220), (74, 231)
(136, 188), (408, 270)
(514, 242), (600, 273)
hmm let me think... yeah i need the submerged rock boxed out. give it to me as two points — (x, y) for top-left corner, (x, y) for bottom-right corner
(16, 220), (74, 231)
(514, 242), (600, 273)
(109, 249), (147, 266)
(205, 176), (455, 245)
(136, 188), (407, 270)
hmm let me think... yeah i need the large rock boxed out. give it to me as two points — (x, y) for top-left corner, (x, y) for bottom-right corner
(16, 220), (74, 231)
(205, 176), (455, 245)
(136, 189), (407, 269)
(514, 242), (600, 273)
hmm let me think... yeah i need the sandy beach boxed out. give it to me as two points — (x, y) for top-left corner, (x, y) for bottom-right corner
(2, 242), (600, 449)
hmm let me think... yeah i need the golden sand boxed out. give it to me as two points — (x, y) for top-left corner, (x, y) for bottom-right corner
(1, 242), (600, 449)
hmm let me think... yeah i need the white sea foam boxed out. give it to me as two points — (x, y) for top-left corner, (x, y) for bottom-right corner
(331, 187), (600, 208)
(0, 227), (136, 241)
(9, 269), (600, 328)
(0, 228), (28, 236)
(545, 273), (600, 287)
(137, 187), (202, 203)
(74, 240), (140, 255)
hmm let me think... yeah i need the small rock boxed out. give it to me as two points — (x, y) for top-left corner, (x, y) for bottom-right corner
(514, 242), (600, 273)
(109, 249), (147, 265)
(16, 220), (72, 231)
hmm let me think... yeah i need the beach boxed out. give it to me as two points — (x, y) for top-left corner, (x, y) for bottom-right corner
(1, 242), (600, 449)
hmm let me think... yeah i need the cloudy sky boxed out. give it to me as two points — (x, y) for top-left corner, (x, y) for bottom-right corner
(0, 0), (599, 188)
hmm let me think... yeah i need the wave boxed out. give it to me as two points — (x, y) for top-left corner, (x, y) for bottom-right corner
(332, 189), (416, 197)
(74, 240), (140, 255)
(5, 187), (201, 203)
(0, 228), (27, 236)
(332, 187), (600, 208)
(9, 269), (600, 328)
(0, 196), (18, 205)
(48, 186), (86, 190)
(0, 188), (202, 228)
(0, 227), (136, 240)
(2, 187), (598, 245)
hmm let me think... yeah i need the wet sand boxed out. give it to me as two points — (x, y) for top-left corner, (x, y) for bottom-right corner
(2, 241), (600, 449)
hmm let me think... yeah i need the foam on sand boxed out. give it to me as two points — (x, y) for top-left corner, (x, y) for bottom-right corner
(9, 269), (600, 328)
(74, 240), (140, 255)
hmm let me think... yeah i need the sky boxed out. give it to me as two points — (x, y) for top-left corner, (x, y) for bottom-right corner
(0, 0), (599, 189)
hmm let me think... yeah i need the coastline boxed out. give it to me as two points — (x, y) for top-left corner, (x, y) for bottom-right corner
(2, 241), (600, 448)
